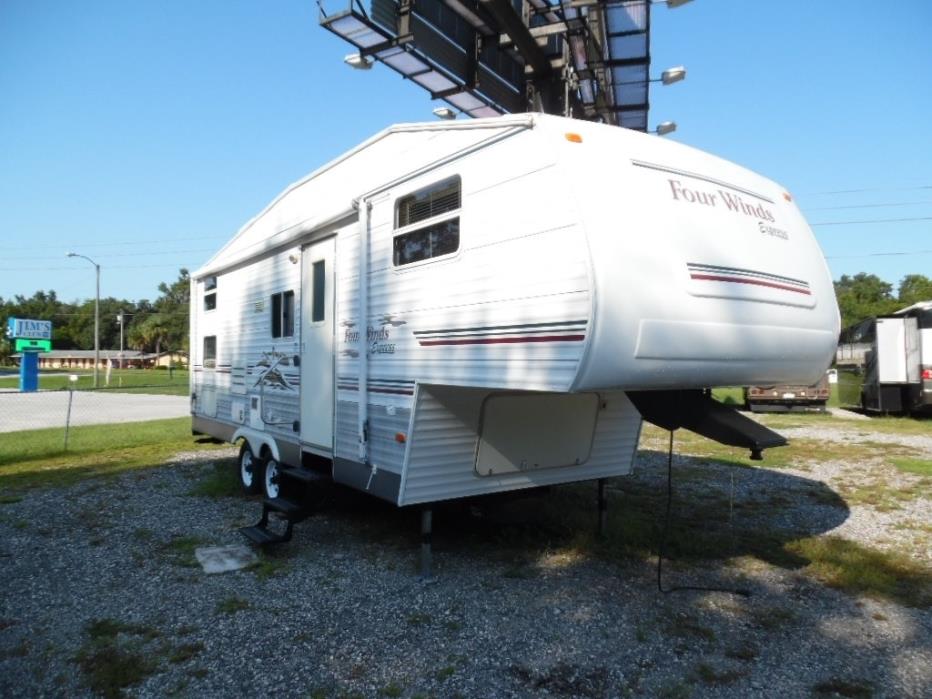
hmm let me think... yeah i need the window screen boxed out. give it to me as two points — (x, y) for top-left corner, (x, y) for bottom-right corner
(270, 291), (295, 338)
(271, 293), (282, 338)
(312, 261), (325, 322)
(282, 290), (295, 336)
(203, 336), (217, 368)
(393, 219), (460, 266)
(396, 176), (461, 227)
(204, 276), (217, 311)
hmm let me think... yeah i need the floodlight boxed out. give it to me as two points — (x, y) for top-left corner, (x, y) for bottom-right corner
(432, 107), (457, 120)
(660, 66), (686, 85)
(655, 121), (677, 136)
(344, 53), (373, 70)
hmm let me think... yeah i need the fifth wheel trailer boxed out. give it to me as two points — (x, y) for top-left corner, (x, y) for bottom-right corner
(189, 114), (840, 548)
(859, 301), (932, 415)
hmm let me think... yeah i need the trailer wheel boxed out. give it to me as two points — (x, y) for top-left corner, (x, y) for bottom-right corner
(238, 442), (264, 495)
(263, 456), (282, 500)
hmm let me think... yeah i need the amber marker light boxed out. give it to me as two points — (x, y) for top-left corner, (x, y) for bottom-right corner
(565, 132), (583, 143)
(395, 432), (407, 443)
(783, 192), (793, 202)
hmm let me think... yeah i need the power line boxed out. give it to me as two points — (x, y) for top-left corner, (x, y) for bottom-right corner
(811, 216), (932, 227)
(0, 234), (227, 251)
(2, 248), (214, 261)
(801, 185), (932, 196)
(825, 250), (932, 259)
(0, 263), (194, 272)
(804, 200), (932, 212)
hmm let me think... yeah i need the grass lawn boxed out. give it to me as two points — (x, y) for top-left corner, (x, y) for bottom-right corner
(0, 417), (230, 491)
(0, 368), (189, 396)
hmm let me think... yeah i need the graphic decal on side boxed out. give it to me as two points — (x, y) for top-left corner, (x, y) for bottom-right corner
(687, 262), (810, 296)
(413, 320), (587, 346)
(249, 351), (300, 393)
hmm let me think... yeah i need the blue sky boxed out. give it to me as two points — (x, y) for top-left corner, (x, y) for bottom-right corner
(1, 0), (930, 304)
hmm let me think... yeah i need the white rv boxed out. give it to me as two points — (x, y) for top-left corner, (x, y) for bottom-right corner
(190, 114), (839, 548)
(858, 301), (932, 414)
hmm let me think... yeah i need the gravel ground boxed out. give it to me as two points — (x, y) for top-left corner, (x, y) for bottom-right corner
(1, 420), (930, 698)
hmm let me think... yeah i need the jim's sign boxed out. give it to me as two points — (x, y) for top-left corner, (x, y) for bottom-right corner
(7, 318), (53, 340)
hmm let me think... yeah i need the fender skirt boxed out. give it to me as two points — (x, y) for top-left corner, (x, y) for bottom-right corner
(626, 390), (787, 460)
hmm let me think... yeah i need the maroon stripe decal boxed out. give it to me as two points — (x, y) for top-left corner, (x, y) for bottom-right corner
(419, 334), (586, 346)
(337, 385), (414, 395)
(690, 273), (811, 295)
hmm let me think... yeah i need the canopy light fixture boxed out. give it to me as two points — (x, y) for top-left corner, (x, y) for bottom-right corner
(660, 66), (687, 85)
(344, 52), (373, 70)
(432, 107), (457, 120)
(654, 121), (677, 136)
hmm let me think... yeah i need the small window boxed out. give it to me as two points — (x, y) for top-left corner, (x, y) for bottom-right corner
(393, 176), (461, 267)
(393, 219), (460, 266)
(312, 260), (326, 322)
(396, 176), (461, 228)
(204, 276), (217, 311)
(203, 336), (217, 369)
(270, 290), (295, 338)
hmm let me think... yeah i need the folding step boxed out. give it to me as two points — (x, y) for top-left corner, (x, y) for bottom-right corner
(239, 523), (292, 546)
(264, 497), (305, 519)
(279, 465), (329, 483)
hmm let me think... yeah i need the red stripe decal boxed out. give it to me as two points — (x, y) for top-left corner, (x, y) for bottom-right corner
(419, 334), (586, 346)
(338, 385), (414, 395)
(690, 274), (811, 295)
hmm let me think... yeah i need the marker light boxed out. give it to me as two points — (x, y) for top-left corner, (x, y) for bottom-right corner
(565, 133), (583, 143)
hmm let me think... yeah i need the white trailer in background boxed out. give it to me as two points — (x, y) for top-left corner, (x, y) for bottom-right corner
(860, 301), (932, 414)
(189, 114), (839, 561)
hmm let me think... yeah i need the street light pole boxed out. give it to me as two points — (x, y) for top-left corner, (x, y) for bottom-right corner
(118, 310), (124, 371)
(67, 252), (101, 388)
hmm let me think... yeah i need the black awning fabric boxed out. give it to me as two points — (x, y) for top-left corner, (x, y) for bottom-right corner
(626, 389), (787, 459)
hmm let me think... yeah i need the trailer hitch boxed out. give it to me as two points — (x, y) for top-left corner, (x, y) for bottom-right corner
(626, 389), (786, 459)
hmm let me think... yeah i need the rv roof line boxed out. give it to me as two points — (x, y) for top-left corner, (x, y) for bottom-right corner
(197, 115), (540, 276)
(197, 118), (548, 278)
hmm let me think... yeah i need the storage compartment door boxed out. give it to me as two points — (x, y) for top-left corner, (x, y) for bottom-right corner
(877, 318), (907, 383)
(475, 393), (598, 476)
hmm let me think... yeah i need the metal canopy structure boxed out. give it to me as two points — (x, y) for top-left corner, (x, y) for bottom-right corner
(318, 0), (653, 130)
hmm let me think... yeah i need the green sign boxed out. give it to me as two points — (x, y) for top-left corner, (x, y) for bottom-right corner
(14, 338), (51, 352)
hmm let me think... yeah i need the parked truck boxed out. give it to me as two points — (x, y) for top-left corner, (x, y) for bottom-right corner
(744, 371), (831, 413)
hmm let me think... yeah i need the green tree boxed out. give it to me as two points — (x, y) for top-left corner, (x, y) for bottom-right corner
(897, 274), (932, 307)
(834, 273), (898, 329)
(126, 269), (189, 356)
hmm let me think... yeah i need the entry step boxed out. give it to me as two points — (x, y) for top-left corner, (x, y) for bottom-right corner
(264, 497), (304, 518)
(239, 524), (291, 546)
(279, 466), (329, 483)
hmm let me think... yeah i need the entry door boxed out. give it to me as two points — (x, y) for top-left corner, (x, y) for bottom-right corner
(300, 237), (336, 450)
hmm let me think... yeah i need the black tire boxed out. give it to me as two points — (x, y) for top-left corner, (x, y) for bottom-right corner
(263, 454), (283, 500)
(238, 441), (264, 495)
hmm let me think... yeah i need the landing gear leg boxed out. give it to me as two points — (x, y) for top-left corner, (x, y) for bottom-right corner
(597, 478), (607, 538)
(420, 508), (433, 581)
